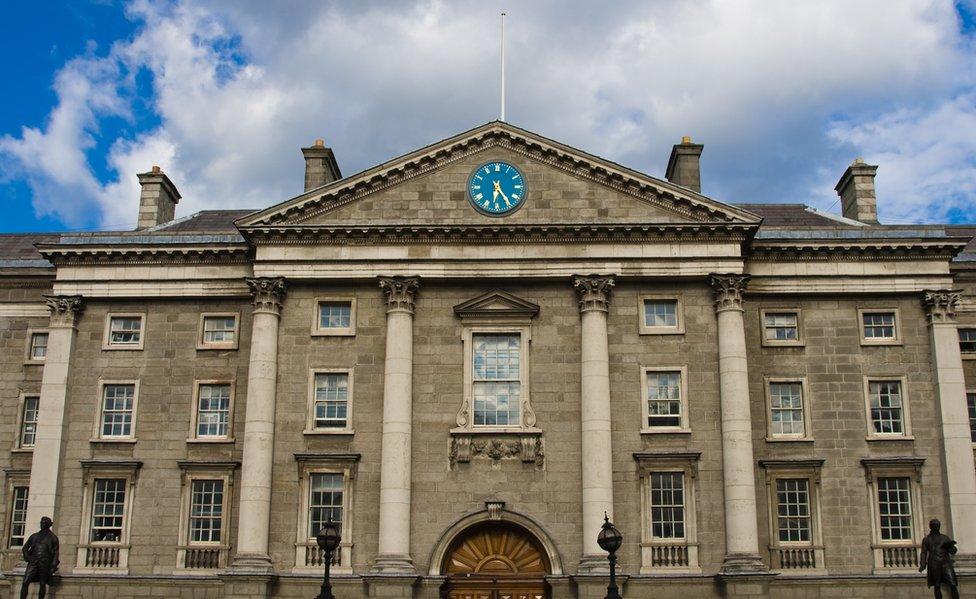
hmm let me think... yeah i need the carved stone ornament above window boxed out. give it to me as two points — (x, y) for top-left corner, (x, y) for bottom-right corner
(450, 432), (544, 469)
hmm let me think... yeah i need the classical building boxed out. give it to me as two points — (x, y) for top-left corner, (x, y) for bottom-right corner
(1, 121), (976, 598)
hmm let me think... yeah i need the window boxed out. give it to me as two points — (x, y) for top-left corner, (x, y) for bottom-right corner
(193, 383), (232, 439)
(650, 472), (685, 539)
(312, 299), (356, 336)
(862, 458), (923, 571)
(775, 478), (811, 543)
(761, 310), (802, 346)
(90, 479), (127, 542)
(19, 396), (39, 449)
(634, 452), (700, 573)
(309, 473), (343, 537)
(859, 309), (900, 345)
(8, 486), (27, 547)
(26, 331), (48, 361)
(103, 314), (145, 349)
(865, 379), (911, 438)
(198, 313), (239, 350)
(189, 480), (224, 543)
(761, 460), (825, 572)
(308, 371), (351, 432)
(472, 334), (522, 427)
(96, 382), (138, 440)
(639, 297), (684, 334)
(968, 392), (976, 443)
(877, 477), (913, 541)
(960, 329), (976, 354)
(295, 455), (357, 574)
(77, 461), (139, 572)
(766, 380), (810, 440)
(177, 465), (234, 570)
(642, 368), (688, 432)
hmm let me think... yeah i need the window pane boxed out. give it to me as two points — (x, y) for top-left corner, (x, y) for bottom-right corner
(9, 487), (28, 547)
(101, 384), (135, 437)
(202, 316), (237, 344)
(318, 303), (352, 329)
(763, 313), (798, 341)
(309, 473), (343, 538)
(472, 334), (521, 426)
(776, 478), (811, 543)
(647, 371), (682, 428)
(869, 381), (904, 434)
(30, 333), (48, 359)
(189, 480), (224, 544)
(769, 382), (805, 436)
(969, 393), (976, 443)
(314, 373), (349, 429)
(650, 472), (685, 539)
(960, 329), (976, 353)
(877, 477), (912, 541)
(91, 479), (126, 542)
(20, 396), (39, 448)
(197, 384), (231, 437)
(644, 300), (678, 328)
(109, 317), (142, 344)
(863, 313), (896, 339)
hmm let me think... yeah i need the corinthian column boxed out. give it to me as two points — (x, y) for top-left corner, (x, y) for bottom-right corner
(574, 275), (616, 573)
(710, 273), (764, 573)
(923, 290), (976, 568)
(232, 277), (286, 571)
(373, 276), (420, 573)
(25, 295), (83, 529)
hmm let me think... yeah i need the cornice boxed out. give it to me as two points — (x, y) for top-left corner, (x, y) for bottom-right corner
(35, 244), (252, 266)
(748, 240), (967, 262)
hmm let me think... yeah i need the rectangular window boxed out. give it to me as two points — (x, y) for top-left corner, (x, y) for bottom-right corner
(313, 373), (349, 429)
(644, 300), (678, 328)
(769, 382), (805, 437)
(189, 480), (224, 544)
(20, 396), (39, 448)
(960, 329), (976, 353)
(763, 312), (799, 342)
(202, 316), (237, 345)
(101, 384), (135, 438)
(108, 316), (143, 346)
(868, 380), (904, 435)
(862, 311), (897, 341)
(91, 479), (126, 542)
(28, 332), (48, 360)
(775, 478), (811, 543)
(472, 333), (521, 426)
(8, 486), (28, 547)
(308, 473), (343, 538)
(646, 371), (682, 429)
(877, 477), (913, 541)
(649, 472), (685, 539)
(968, 393), (976, 443)
(196, 384), (231, 438)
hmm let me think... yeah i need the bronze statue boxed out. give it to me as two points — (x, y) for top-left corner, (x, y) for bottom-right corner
(919, 518), (959, 599)
(20, 517), (59, 599)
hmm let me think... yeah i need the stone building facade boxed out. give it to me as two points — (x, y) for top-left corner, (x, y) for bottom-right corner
(1, 121), (976, 598)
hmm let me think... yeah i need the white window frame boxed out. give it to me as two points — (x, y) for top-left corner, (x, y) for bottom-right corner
(858, 308), (901, 346)
(24, 328), (49, 364)
(760, 309), (804, 347)
(187, 380), (236, 443)
(305, 369), (355, 435)
(638, 295), (684, 335)
(13, 393), (40, 452)
(640, 365), (690, 434)
(760, 460), (825, 574)
(968, 389), (976, 447)
(92, 380), (140, 443)
(764, 377), (813, 442)
(634, 452), (700, 573)
(197, 313), (240, 350)
(312, 298), (357, 337)
(76, 461), (141, 574)
(175, 462), (236, 571)
(862, 458), (924, 572)
(102, 313), (146, 350)
(863, 376), (913, 441)
(960, 327), (976, 359)
(293, 454), (358, 574)
(3, 470), (30, 556)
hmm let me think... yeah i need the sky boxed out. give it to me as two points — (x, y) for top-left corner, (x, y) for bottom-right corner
(1, 0), (976, 233)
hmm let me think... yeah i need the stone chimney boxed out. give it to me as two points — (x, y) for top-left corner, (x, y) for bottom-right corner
(835, 158), (879, 224)
(301, 138), (341, 192)
(665, 136), (704, 193)
(136, 165), (181, 229)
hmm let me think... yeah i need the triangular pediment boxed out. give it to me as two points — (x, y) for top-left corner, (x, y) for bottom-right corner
(454, 290), (540, 321)
(237, 121), (761, 231)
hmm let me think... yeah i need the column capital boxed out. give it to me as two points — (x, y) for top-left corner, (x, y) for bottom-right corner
(710, 273), (750, 313)
(43, 294), (84, 328)
(246, 277), (287, 316)
(379, 276), (420, 315)
(574, 275), (615, 313)
(923, 289), (962, 325)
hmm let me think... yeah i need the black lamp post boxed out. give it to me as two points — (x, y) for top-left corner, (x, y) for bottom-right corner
(315, 516), (341, 599)
(596, 513), (623, 599)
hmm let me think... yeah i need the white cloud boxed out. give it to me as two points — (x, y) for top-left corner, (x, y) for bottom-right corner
(1, 0), (974, 228)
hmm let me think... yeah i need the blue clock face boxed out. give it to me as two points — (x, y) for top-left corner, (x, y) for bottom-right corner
(467, 161), (527, 215)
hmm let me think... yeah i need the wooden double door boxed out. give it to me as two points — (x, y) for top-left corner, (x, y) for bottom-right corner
(442, 522), (550, 599)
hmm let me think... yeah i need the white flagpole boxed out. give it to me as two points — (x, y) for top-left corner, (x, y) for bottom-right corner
(500, 12), (506, 122)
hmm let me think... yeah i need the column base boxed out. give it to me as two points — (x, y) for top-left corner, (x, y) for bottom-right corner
(363, 574), (420, 598)
(217, 568), (276, 599)
(577, 553), (611, 574)
(228, 552), (275, 574)
(954, 552), (976, 572)
(371, 553), (416, 574)
(715, 571), (776, 599)
(720, 552), (766, 573)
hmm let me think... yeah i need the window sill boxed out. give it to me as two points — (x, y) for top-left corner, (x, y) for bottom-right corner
(196, 344), (238, 351)
(761, 341), (805, 348)
(10, 448), (34, 454)
(452, 426), (543, 435)
(860, 340), (902, 347)
(865, 435), (915, 442)
(310, 330), (356, 338)
(962, 353), (976, 361)
(186, 438), (236, 444)
(765, 437), (815, 443)
(23, 360), (45, 366)
(640, 428), (692, 436)
(101, 346), (145, 351)
(303, 429), (355, 436)
(638, 328), (685, 336)
(90, 438), (138, 444)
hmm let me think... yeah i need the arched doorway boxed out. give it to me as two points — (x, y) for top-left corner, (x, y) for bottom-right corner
(441, 521), (550, 599)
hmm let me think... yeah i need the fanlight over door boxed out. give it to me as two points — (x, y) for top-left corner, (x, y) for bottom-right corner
(442, 523), (549, 599)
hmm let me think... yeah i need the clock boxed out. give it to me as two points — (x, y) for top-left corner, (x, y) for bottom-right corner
(467, 161), (527, 216)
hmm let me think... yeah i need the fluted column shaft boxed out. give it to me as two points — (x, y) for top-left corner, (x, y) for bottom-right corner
(574, 275), (615, 572)
(710, 274), (764, 573)
(25, 296), (83, 529)
(923, 290), (976, 568)
(373, 276), (420, 573)
(233, 277), (286, 571)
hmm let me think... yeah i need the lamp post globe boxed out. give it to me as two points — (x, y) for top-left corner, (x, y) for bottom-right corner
(598, 514), (623, 599)
(315, 516), (341, 599)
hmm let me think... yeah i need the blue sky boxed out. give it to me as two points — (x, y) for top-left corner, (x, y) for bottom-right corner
(2, 0), (976, 233)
